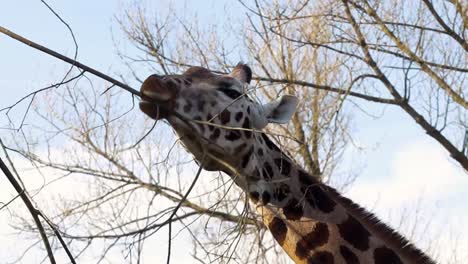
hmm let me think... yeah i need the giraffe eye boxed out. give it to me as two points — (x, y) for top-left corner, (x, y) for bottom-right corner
(218, 88), (243, 100)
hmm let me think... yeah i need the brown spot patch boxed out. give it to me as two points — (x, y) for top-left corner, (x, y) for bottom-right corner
(298, 170), (315, 185)
(197, 100), (205, 111)
(209, 128), (220, 141)
(261, 191), (271, 205)
(299, 171), (337, 213)
(241, 147), (254, 168)
(307, 251), (334, 264)
(337, 215), (370, 251)
(340, 246), (359, 264)
(225, 130), (241, 141)
(250, 191), (259, 203)
(269, 217), (287, 246)
(235, 111), (243, 122)
(257, 148), (264, 156)
(282, 198), (303, 220)
(302, 185), (337, 213)
(373, 247), (403, 264)
(242, 117), (252, 138)
(273, 184), (290, 202)
(220, 110), (231, 124)
(295, 222), (329, 259)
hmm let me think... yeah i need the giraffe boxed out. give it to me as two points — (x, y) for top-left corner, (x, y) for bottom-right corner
(139, 64), (436, 264)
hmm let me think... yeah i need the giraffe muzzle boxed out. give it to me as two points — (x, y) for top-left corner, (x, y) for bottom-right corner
(139, 74), (179, 120)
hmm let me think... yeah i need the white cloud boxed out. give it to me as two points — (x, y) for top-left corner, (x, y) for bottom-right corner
(346, 139), (468, 263)
(349, 139), (467, 207)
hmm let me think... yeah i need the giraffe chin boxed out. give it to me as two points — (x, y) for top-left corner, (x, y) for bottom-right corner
(139, 100), (171, 120)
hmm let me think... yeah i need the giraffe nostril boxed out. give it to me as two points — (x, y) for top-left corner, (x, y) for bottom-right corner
(141, 75), (178, 102)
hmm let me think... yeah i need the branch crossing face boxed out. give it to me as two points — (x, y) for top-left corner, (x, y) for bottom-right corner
(139, 64), (434, 264)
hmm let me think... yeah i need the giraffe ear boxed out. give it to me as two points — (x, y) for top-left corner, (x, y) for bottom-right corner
(229, 63), (252, 84)
(263, 95), (299, 124)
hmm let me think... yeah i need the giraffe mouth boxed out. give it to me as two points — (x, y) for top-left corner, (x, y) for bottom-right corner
(139, 99), (173, 120)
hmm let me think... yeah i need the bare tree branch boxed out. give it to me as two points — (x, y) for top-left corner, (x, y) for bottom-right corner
(0, 147), (57, 264)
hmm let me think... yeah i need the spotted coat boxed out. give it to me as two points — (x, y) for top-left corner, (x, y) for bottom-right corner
(139, 64), (435, 264)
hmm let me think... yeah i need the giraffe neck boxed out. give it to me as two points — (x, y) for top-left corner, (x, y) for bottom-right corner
(229, 133), (435, 264)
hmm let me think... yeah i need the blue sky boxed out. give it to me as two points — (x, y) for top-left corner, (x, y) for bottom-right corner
(1, 1), (467, 263)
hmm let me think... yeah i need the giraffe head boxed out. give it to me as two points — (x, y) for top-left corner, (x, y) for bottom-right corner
(139, 64), (298, 177)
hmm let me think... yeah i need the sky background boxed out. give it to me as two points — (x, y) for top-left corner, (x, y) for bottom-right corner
(1, 1), (467, 263)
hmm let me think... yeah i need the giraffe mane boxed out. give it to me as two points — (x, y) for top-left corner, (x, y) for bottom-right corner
(326, 187), (436, 264)
(262, 133), (435, 263)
